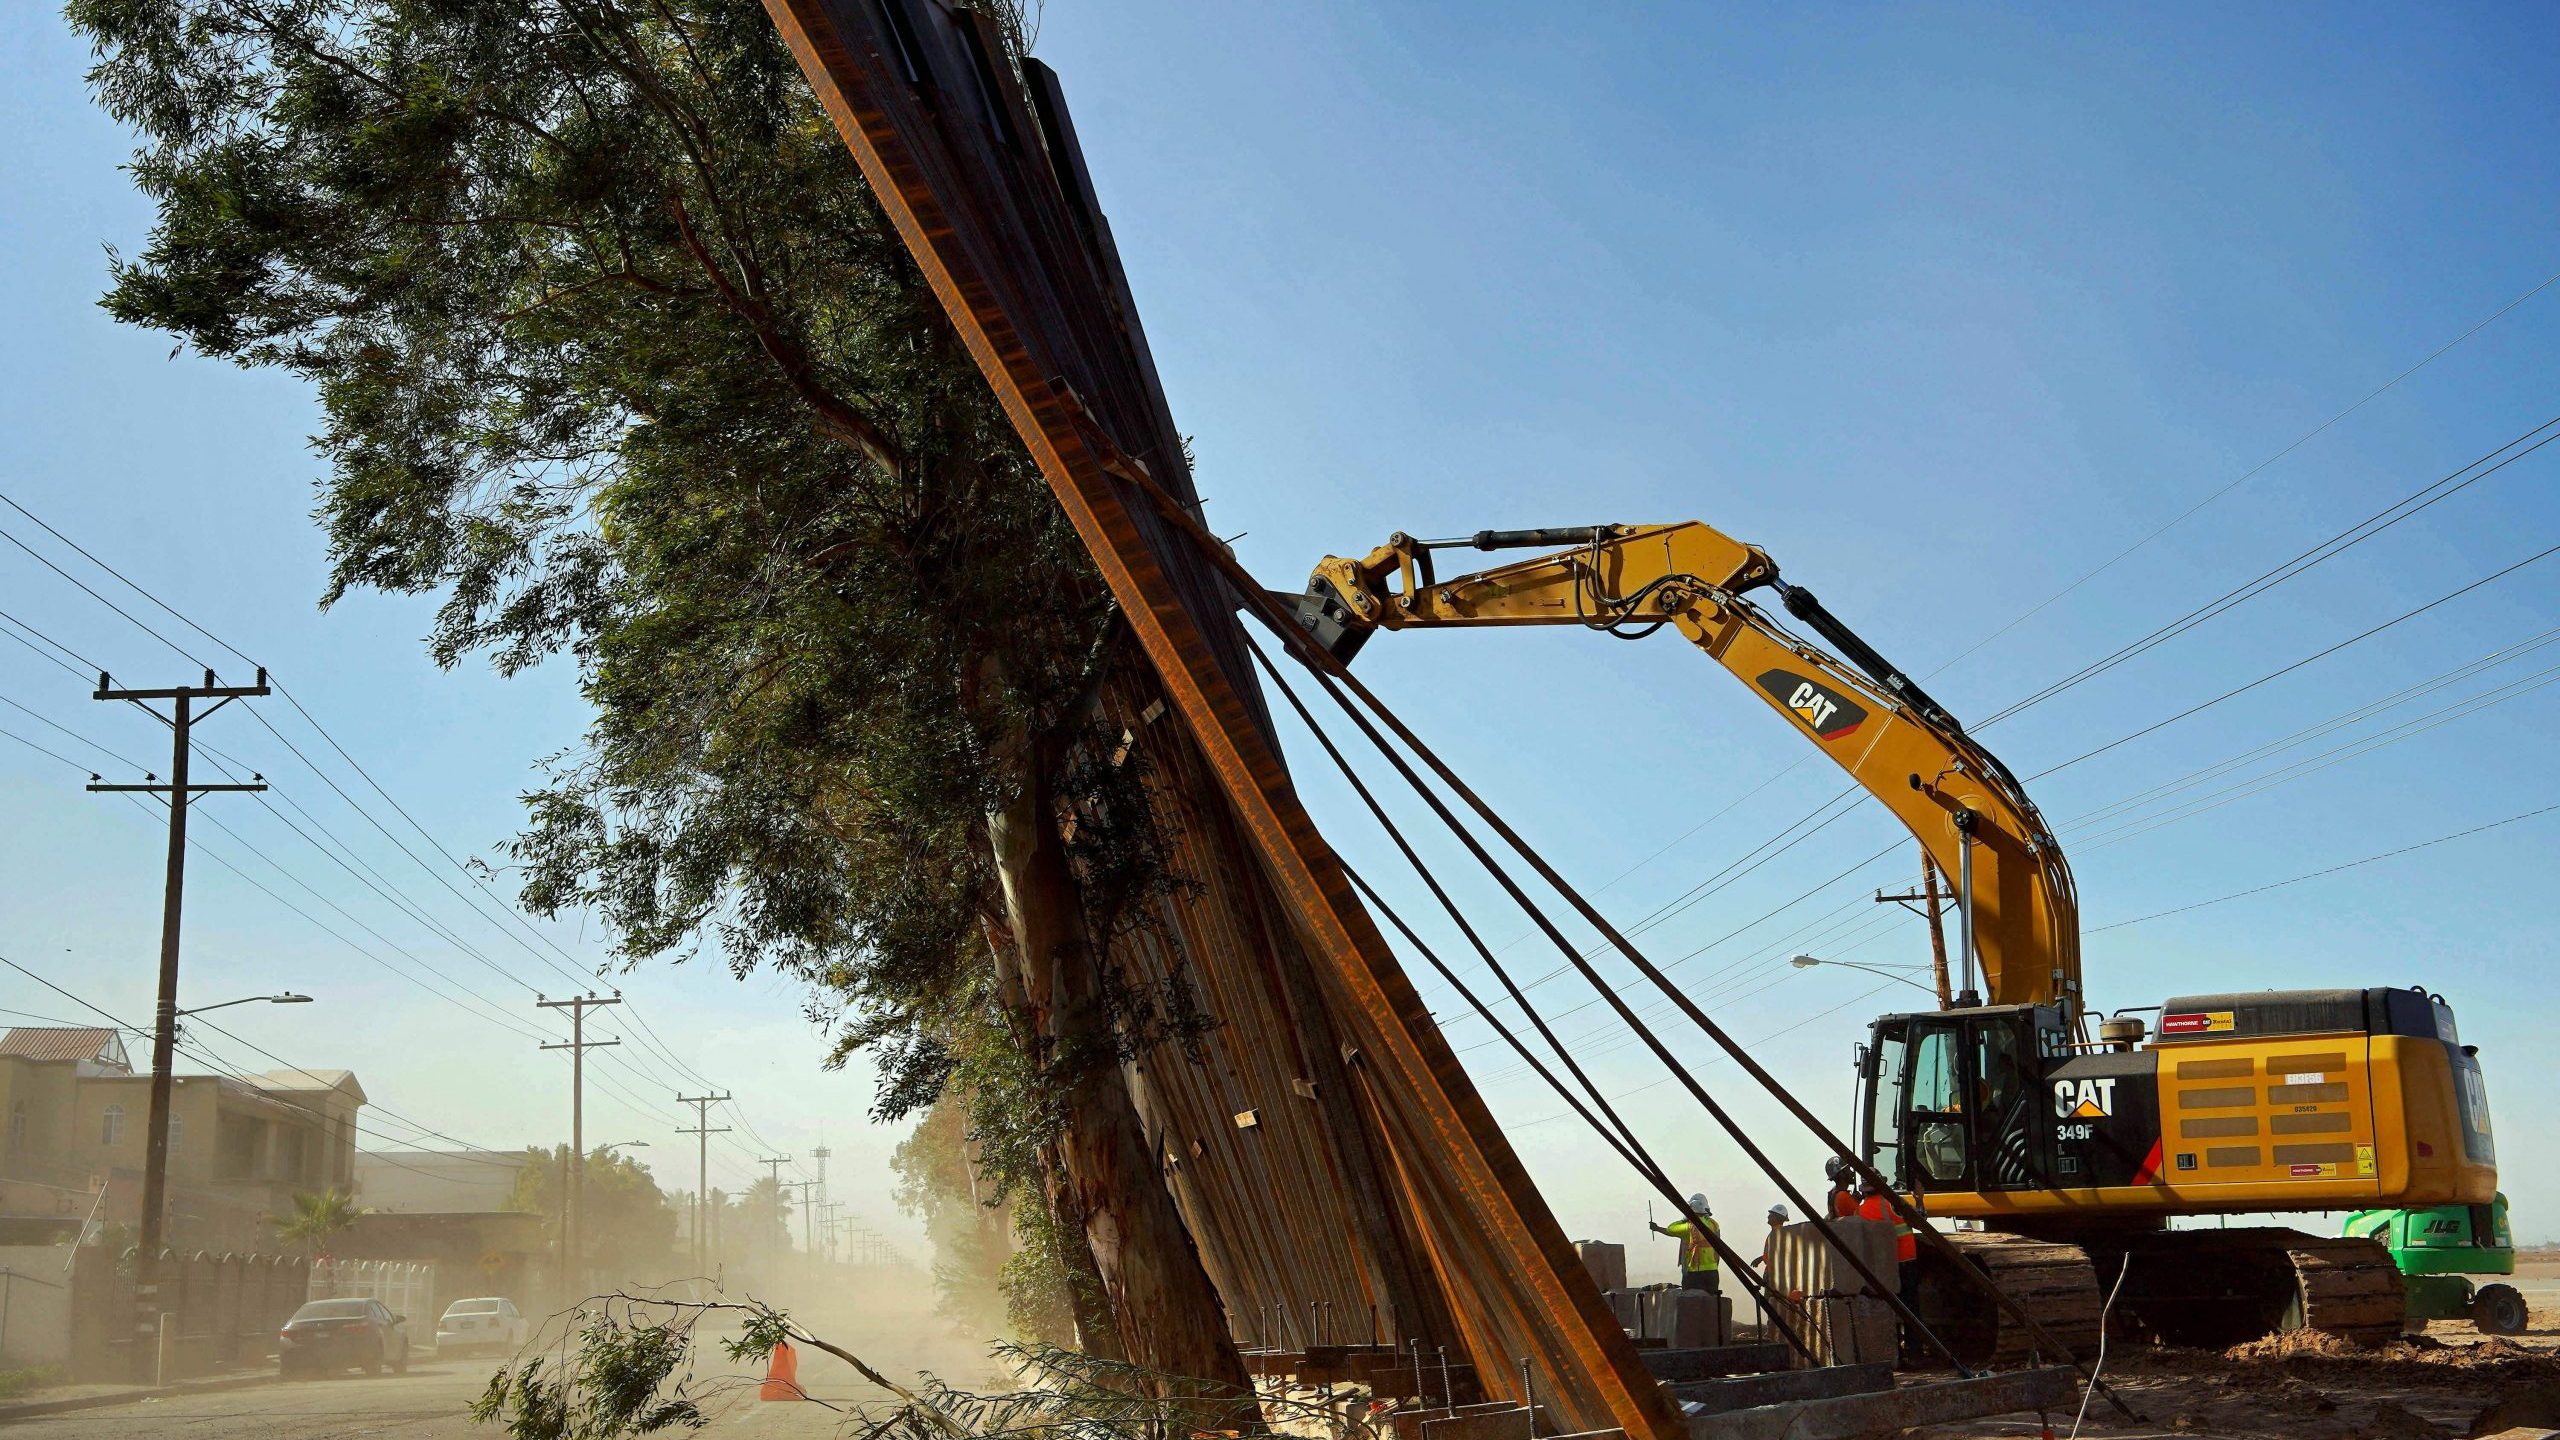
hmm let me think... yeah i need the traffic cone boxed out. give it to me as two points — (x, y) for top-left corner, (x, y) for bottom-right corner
(758, 1339), (802, 1401)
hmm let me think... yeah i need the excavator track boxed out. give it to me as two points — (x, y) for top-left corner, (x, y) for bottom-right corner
(2108, 1227), (2407, 1349)
(1913, 1232), (2103, 1366)
(2281, 1235), (2408, 1346)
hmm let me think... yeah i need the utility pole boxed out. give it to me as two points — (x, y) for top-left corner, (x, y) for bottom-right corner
(808, 1143), (830, 1260)
(675, 1093), (731, 1274)
(1874, 844), (1956, 1010)
(87, 667), (268, 1380)
(780, 1180), (816, 1257)
(756, 1157), (793, 1258)
(537, 993), (620, 1300)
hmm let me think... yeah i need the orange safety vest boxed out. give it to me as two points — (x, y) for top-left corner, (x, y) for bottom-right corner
(1855, 1194), (1918, 1263)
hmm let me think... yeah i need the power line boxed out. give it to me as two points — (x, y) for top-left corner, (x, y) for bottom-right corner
(2072, 664), (2560, 852)
(1465, 267), (2560, 933)
(1928, 266), (2560, 680)
(0, 610), (106, 681)
(2058, 623), (2560, 832)
(0, 491), (745, 1123)
(0, 948), (528, 1171)
(2032, 533), (2560, 780)
(2087, 800), (2560, 934)
(1984, 416), (2560, 726)
(0, 520), (211, 676)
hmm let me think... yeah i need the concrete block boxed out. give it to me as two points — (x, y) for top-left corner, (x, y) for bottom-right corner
(1575, 1240), (1627, 1294)
(1602, 1287), (1642, 1335)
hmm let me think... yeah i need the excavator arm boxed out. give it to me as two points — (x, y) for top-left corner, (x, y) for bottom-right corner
(1295, 523), (2081, 1016)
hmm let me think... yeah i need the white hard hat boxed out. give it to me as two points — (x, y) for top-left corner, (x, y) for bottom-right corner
(1767, 1205), (1790, 1224)
(1688, 1193), (1711, 1214)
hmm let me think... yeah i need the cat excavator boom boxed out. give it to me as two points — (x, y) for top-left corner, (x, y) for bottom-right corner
(1297, 521), (2079, 1015)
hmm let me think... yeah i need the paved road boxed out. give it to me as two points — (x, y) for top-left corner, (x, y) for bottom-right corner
(8, 1361), (862, 1438)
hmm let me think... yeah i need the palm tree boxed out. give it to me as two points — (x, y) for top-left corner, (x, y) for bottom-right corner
(269, 1187), (368, 1259)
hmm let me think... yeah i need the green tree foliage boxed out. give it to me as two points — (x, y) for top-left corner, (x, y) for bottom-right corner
(71, 0), (1114, 1093)
(512, 1146), (681, 1285)
(477, 1298), (1305, 1440)
(891, 1087), (1080, 1346)
(268, 1186), (367, 1254)
(721, 1176), (793, 1258)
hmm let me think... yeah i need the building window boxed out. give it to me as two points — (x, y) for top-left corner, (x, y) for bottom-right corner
(101, 1104), (125, 1148)
(167, 1115), (183, 1156)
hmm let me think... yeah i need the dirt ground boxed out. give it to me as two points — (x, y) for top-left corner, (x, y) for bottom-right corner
(1909, 1272), (2560, 1440)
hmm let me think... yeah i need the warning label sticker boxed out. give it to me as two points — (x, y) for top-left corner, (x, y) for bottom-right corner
(2289, 1163), (2337, 1178)
(2162, 1010), (2236, 1036)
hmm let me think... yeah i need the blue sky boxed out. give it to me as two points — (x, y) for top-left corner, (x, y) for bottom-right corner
(4, 1), (2557, 1278)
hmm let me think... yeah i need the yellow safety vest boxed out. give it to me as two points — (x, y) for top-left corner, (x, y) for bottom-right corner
(1664, 1217), (1720, 1272)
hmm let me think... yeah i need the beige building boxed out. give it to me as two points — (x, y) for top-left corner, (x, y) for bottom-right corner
(0, 1028), (366, 1253)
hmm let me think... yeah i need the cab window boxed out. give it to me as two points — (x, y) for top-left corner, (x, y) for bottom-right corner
(1866, 1029), (1907, 1185)
(1911, 1027), (1961, 1114)
(1906, 1024), (1971, 1188)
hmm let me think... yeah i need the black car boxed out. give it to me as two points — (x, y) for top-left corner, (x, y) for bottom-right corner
(278, 1297), (411, 1376)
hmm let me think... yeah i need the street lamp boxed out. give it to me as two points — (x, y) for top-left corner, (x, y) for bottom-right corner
(1790, 955), (1937, 996)
(170, 994), (312, 1035)
(175, 992), (313, 1017)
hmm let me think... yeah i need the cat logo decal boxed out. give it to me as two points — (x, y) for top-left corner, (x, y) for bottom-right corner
(1754, 670), (1869, 740)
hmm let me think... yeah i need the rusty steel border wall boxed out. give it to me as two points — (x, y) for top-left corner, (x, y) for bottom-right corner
(757, 3), (1682, 1435)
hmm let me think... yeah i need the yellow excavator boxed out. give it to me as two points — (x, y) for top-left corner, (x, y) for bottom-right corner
(1297, 522), (2498, 1358)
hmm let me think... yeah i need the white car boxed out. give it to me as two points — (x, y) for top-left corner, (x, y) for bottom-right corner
(435, 1296), (531, 1355)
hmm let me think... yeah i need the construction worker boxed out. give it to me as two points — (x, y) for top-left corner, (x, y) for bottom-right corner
(1756, 1204), (1790, 1273)
(1650, 1193), (1720, 1294)
(1823, 1156), (1856, 1219)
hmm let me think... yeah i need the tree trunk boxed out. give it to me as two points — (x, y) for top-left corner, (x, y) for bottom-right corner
(983, 739), (1249, 1390)
(1033, 1139), (1128, 1360)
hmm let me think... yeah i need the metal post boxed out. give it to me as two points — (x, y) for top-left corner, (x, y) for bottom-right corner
(87, 668), (268, 1381)
(1953, 811), (1981, 1006)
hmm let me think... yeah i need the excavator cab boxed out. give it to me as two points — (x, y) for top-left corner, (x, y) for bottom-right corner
(1860, 1005), (2071, 1198)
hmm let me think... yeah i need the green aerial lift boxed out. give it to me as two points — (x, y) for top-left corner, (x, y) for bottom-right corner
(2344, 1194), (2528, 1335)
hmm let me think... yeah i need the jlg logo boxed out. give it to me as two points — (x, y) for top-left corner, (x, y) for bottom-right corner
(1754, 670), (1869, 739)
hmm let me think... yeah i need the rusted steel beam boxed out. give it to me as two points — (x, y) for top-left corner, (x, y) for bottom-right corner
(1637, 1346), (1796, 1384)
(1666, 1363), (1892, 1417)
(754, 3), (1678, 1435)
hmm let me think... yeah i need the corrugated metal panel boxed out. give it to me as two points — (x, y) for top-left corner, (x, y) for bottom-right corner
(756, 4), (1679, 1433)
